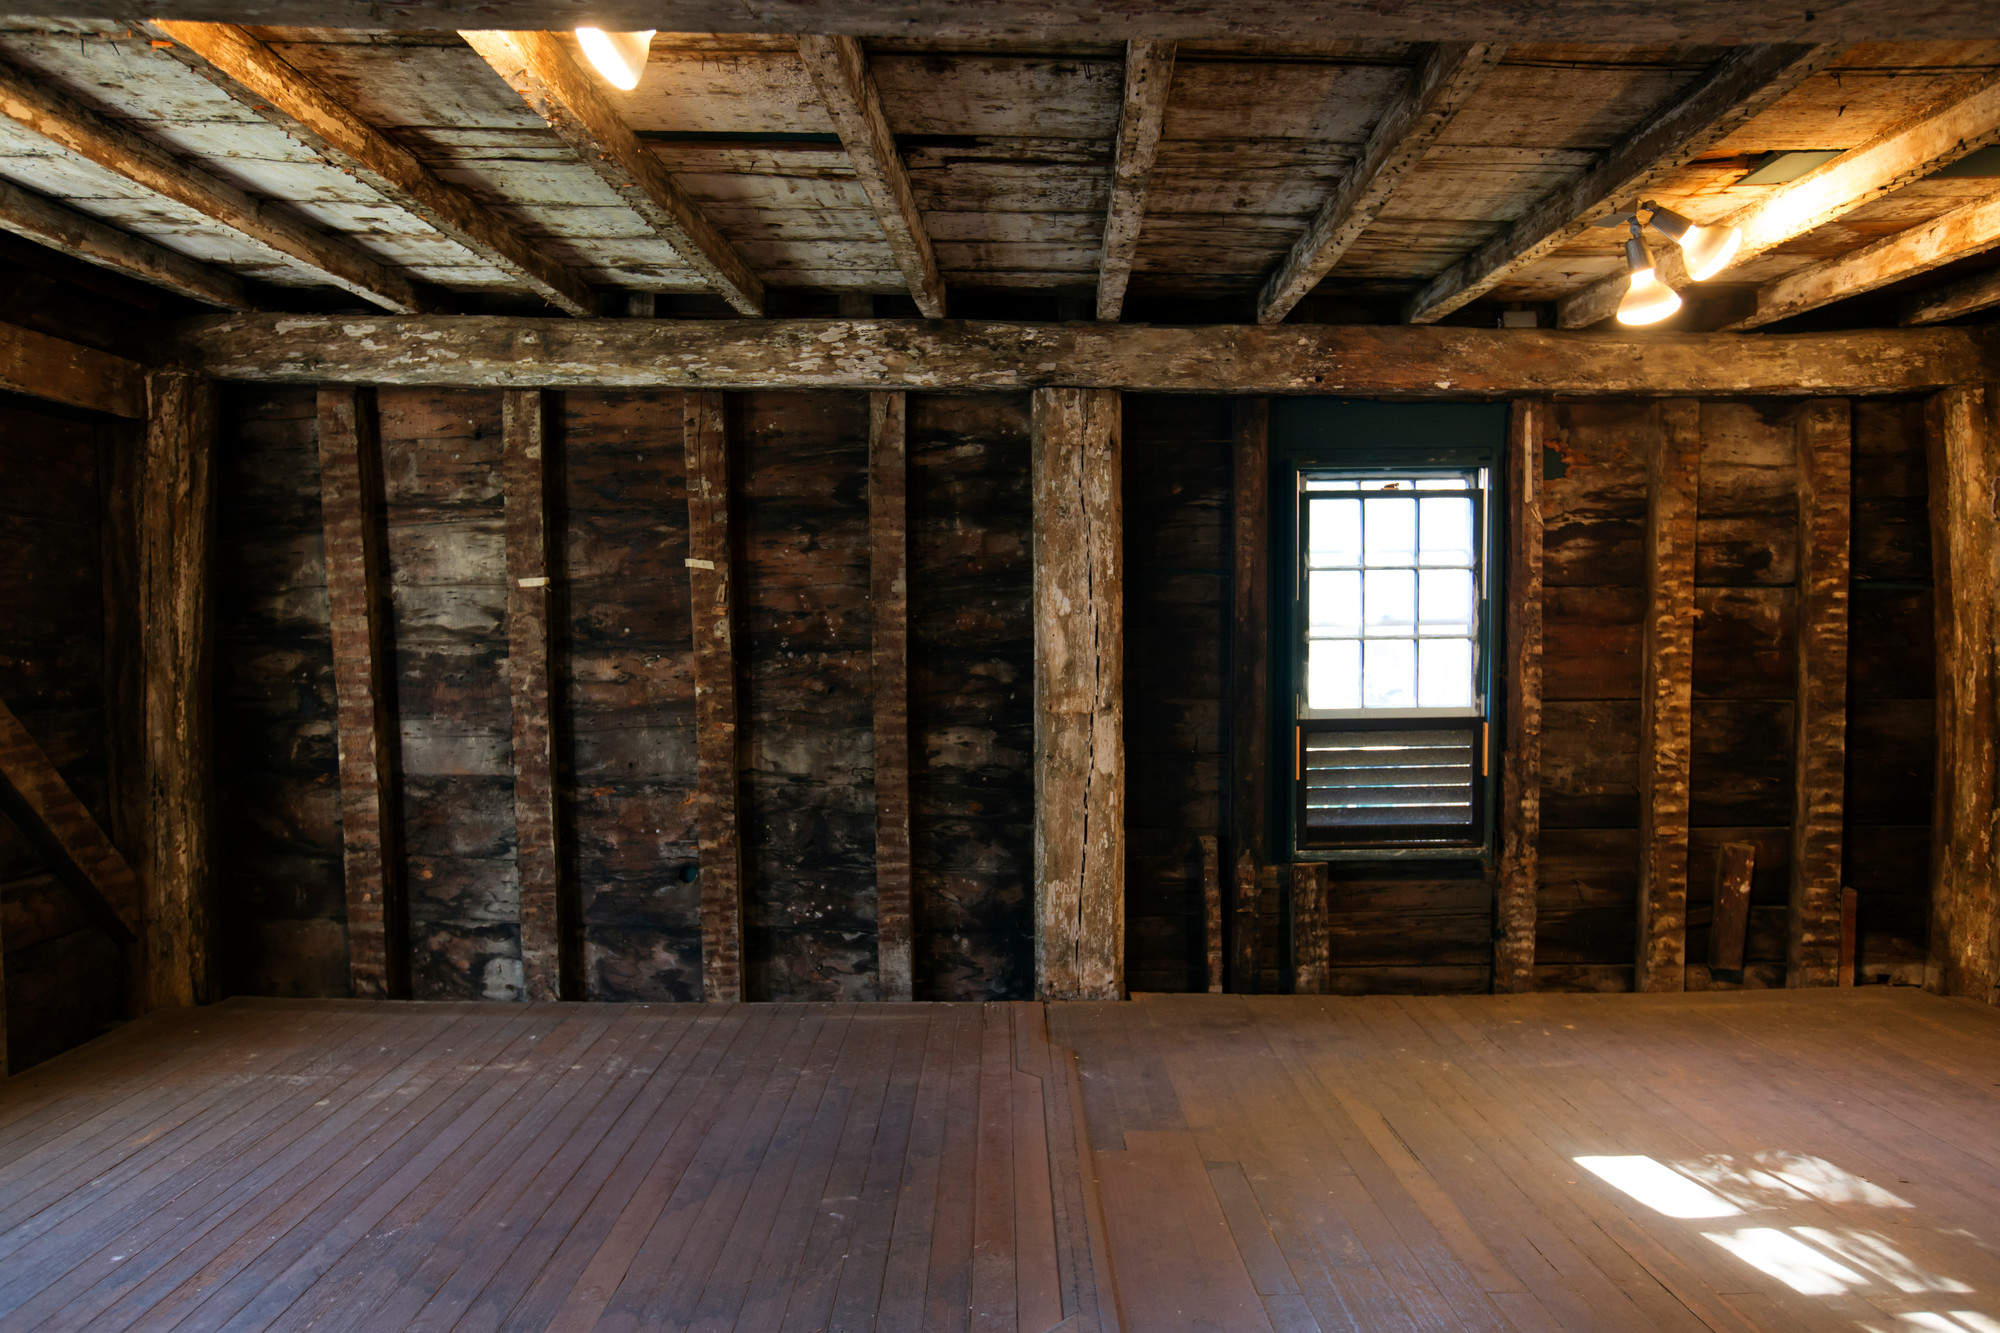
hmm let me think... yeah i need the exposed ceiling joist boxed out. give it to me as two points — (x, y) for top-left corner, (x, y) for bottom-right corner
(1558, 68), (2000, 328)
(1724, 187), (2000, 329)
(0, 319), (146, 416)
(1257, 41), (1501, 326)
(1904, 263), (2000, 326)
(149, 21), (598, 318)
(0, 174), (254, 310)
(1404, 43), (1838, 325)
(797, 35), (944, 319)
(460, 29), (764, 317)
(0, 54), (424, 312)
(1095, 39), (1175, 323)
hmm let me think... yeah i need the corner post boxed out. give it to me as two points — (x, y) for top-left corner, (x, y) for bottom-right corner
(685, 389), (745, 1002)
(1496, 398), (1544, 992)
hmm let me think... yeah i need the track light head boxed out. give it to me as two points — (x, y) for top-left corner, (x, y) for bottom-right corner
(576, 28), (655, 90)
(1643, 202), (1742, 282)
(1617, 220), (1681, 326)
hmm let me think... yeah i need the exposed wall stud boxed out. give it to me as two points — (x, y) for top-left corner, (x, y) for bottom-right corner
(1230, 398), (1269, 994)
(1789, 399), (1851, 986)
(1496, 398), (1544, 993)
(870, 390), (914, 1000)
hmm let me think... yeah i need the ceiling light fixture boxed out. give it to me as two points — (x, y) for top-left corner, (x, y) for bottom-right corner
(1617, 219), (1682, 326)
(1644, 203), (1743, 282)
(1596, 199), (1744, 326)
(575, 28), (654, 90)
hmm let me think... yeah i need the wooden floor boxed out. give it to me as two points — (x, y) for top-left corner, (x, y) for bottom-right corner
(1054, 988), (2000, 1333)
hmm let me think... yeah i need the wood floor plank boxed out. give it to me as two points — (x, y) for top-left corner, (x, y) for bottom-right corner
(825, 1010), (933, 1329)
(923, 1002), (989, 1333)
(874, 1003), (962, 1328)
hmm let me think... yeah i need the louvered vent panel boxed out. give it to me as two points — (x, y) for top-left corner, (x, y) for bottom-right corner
(1303, 727), (1477, 838)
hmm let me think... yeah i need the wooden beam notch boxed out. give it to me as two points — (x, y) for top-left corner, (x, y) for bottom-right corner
(1789, 399), (1851, 987)
(870, 391), (914, 1000)
(1096, 39), (1175, 323)
(1496, 398), (1545, 994)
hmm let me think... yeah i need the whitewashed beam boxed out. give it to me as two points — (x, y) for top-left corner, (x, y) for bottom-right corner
(0, 175), (254, 310)
(1096, 39), (1175, 322)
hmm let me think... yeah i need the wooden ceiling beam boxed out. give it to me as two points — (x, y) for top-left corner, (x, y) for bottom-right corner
(0, 54), (423, 313)
(1559, 69), (2000, 329)
(0, 321), (147, 417)
(1905, 263), (2000, 327)
(797, 35), (944, 319)
(1258, 42), (1500, 325)
(1404, 44), (1837, 325)
(0, 175), (254, 311)
(460, 29), (764, 316)
(174, 315), (1990, 397)
(1095, 39), (1175, 323)
(149, 21), (597, 318)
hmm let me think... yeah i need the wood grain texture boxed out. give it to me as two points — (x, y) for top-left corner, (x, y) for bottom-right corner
(1496, 398), (1544, 994)
(1788, 399), (1851, 988)
(1636, 401), (1699, 994)
(1905, 263), (2000, 327)
(871, 392), (914, 1001)
(1257, 42), (1500, 325)
(505, 388), (569, 1000)
(1710, 841), (1755, 972)
(796, 36), (945, 319)
(141, 371), (218, 1008)
(317, 384), (406, 999)
(177, 316), (1991, 397)
(1096, 39), (1175, 323)
(0, 695), (141, 946)
(0, 175), (252, 312)
(459, 29), (764, 317)
(0, 321), (145, 419)
(1405, 44), (1836, 324)
(1201, 833), (1222, 994)
(1292, 861), (1328, 996)
(1926, 383), (2000, 1005)
(1032, 387), (1123, 1001)
(684, 389), (745, 1002)
(1230, 399), (1269, 996)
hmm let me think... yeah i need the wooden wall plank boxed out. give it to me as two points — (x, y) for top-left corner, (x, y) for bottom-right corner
(1636, 400), (1700, 993)
(0, 321), (145, 419)
(1788, 399), (1851, 987)
(1710, 841), (1755, 973)
(685, 388), (746, 1002)
(1496, 398), (1545, 993)
(1200, 833), (1221, 993)
(1031, 387), (1123, 1001)
(1293, 861), (1328, 995)
(870, 390), (914, 1001)
(317, 384), (406, 999)
(1096, 39), (1175, 323)
(1229, 398), (1269, 995)
(504, 388), (569, 1000)
(141, 371), (218, 1008)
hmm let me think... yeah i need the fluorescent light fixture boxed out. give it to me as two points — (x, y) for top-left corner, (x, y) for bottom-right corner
(575, 28), (654, 90)
(1645, 203), (1743, 282)
(1615, 224), (1682, 326)
(1739, 149), (1843, 186)
(1574, 1155), (1740, 1218)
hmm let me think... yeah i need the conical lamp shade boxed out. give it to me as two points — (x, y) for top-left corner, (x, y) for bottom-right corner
(1618, 267), (1682, 325)
(576, 28), (655, 90)
(1645, 203), (1742, 281)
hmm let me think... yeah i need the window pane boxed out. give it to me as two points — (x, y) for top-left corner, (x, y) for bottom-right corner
(1308, 570), (1362, 637)
(1363, 496), (1416, 565)
(1415, 477), (1464, 489)
(1417, 638), (1474, 708)
(1418, 496), (1475, 566)
(1363, 568), (1415, 636)
(1363, 639), (1416, 708)
(1305, 479), (1359, 491)
(1307, 639), (1362, 710)
(1418, 569), (1475, 636)
(1307, 498), (1361, 568)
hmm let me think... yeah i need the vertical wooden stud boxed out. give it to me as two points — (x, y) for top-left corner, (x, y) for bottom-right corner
(318, 384), (405, 999)
(505, 388), (568, 1000)
(1496, 398), (1544, 993)
(1790, 399), (1852, 987)
(1230, 398), (1269, 994)
(1032, 387), (1124, 1001)
(139, 372), (217, 1008)
(1926, 384), (2000, 1004)
(1710, 842), (1756, 974)
(1839, 886), (1858, 987)
(685, 389), (745, 1003)
(871, 391), (914, 1001)
(1292, 861), (1328, 995)
(1200, 833), (1222, 993)
(1636, 400), (1700, 994)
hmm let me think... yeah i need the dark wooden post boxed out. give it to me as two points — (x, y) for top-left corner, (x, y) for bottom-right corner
(1231, 398), (1269, 994)
(1789, 399), (1852, 987)
(504, 388), (569, 1000)
(1292, 861), (1328, 995)
(1031, 387), (1124, 1001)
(1496, 398), (1544, 993)
(685, 389), (745, 1003)
(1926, 383), (2000, 1004)
(870, 391), (914, 1001)
(318, 384), (405, 999)
(1636, 400), (1700, 993)
(1200, 833), (1222, 993)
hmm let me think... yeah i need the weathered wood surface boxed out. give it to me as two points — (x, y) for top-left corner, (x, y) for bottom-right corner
(1232, 855), (1260, 996)
(0, 54), (421, 314)
(317, 385), (405, 999)
(1229, 399), (1267, 996)
(1927, 383), (2000, 1005)
(1201, 834), (1222, 994)
(870, 391), (914, 1001)
(1709, 841), (1755, 973)
(0, 696), (141, 946)
(0, 175), (252, 312)
(1292, 861), (1328, 996)
(1257, 42), (1500, 325)
(1636, 401), (1699, 994)
(684, 388), (746, 1002)
(1906, 264), (2000, 328)
(149, 21), (596, 318)
(1032, 387), (1123, 1001)
(0, 321), (146, 419)
(1405, 44), (1835, 324)
(1496, 398), (1544, 994)
(174, 316), (1992, 398)
(1788, 399), (1851, 987)
(1096, 39), (1175, 323)
(504, 389), (567, 1000)
(458, 30), (764, 317)
(140, 371), (218, 1008)
(797, 36), (945, 319)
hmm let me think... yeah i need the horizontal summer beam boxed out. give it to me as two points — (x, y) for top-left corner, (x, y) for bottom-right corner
(0, 322), (147, 417)
(173, 315), (1991, 397)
